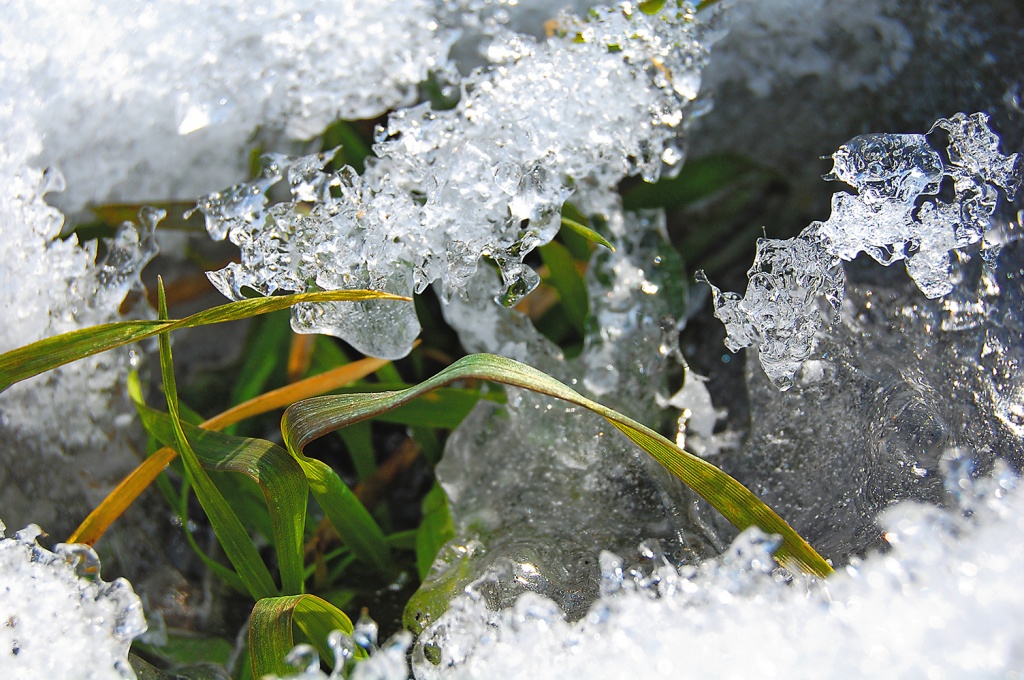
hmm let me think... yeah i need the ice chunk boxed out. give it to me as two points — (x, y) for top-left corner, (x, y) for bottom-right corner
(698, 231), (844, 390)
(197, 4), (711, 357)
(0, 142), (159, 451)
(824, 133), (943, 206)
(818, 112), (1019, 291)
(0, 521), (147, 679)
(721, 239), (1024, 561)
(703, 112), (1022, 389)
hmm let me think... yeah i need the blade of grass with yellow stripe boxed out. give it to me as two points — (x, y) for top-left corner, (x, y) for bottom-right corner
(283, 353), (832, 579)
(0, 288), (408, 393)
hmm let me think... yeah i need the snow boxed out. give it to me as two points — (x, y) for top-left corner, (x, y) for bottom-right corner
(0, 0), (452, 213)
(0, 522), (146, 680)
(415, 463), (1024, 679)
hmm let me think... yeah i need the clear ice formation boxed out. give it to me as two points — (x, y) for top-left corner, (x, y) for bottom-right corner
(0, 521), (147, 680)
(194, 3), (710, 359)
(702, 112), (1023, 390)
(717, 237), (1024, 561)
(407, 210), (718, 638)
(0, 0), (452, 212)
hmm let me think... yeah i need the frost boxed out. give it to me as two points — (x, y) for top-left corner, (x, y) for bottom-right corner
(703, 0), (914, 98)
(195, 3), (711, 358)
(0, 521), (147, 680)
(702, 112), (1022, 389)
(0, 0), (453, 212)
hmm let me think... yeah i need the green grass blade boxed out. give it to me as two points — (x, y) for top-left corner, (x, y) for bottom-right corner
(0, 288), (409, 393)
(289, 448), (394, 576)
(249, 594), (358, 678)
(560, 215), (615, 252)
(282, 353), (832, 578)
(156, 279), (279, 600)
(622, 153), (764, 212)
(132, 400), (309, 595)
(416, 483), (455, 580)
(539, 240), (589, 336)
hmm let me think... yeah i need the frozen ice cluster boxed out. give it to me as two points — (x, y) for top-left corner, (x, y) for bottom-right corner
(264, 614), (412, 680)
(194, 2), (710, 359)
(414, 462), (1023, 679)
(0, 521), (146, 680)
(702, 112), (1023, 389)
(0, 0), (452, 212)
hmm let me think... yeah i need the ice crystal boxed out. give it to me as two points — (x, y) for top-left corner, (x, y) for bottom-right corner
(0, 521), (147, 680)
(0, 0), (452, 212)
(703, 112), (1022, 389)
(196, 3), (710, 358)
(699, 232), (845, 390)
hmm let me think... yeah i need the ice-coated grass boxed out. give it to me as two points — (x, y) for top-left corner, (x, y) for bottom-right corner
(0, 0), (1022, 678)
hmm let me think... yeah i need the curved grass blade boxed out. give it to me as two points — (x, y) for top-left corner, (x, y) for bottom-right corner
(249, 594), (358, 678)
(282, 353), (832, 578)
(132, 395), (309, 595)
(416, 483), (454, 580)
(156, 278), (278, 600)
(0, 288), (408, 393)
(69, 355), (389, 545)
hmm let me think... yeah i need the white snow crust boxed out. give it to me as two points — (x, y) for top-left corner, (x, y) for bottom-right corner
(0, 522), (146, 680)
